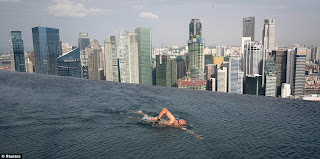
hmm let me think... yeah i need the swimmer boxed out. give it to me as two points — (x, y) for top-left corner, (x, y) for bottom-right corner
(137, 108), (203, 140)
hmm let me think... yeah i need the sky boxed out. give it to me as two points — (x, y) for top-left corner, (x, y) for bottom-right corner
(0, 0), (320, 53)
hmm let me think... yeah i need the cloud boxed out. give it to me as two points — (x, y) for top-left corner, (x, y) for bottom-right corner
(48, 0), (103, 18)
(0, 0), (20, 2)
(139, 12), (159, 20)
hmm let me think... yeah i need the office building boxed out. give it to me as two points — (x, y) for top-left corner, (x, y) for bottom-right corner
(228, 54), (243, 94)
(78, 33), (90, 79)
(57, 48), (81, 78)
(86, 40), (103, 80)
(78, 33), (90, 50)
(156, 55), (177, 87)
(104, 36), (119, 82)
(205, 54), (213, 66)
(292, 48), (307, 97)
(32, 27), (60, 75)
(274, 50), (287, 96)
(176, 56), (186, 80)
(189, 19), (202, 40)
(9, 31), (25, 72)
(286, 49), (295, 92)
(135, 27), (152, 85)
(118, 28), (139, 84)
(262, 19), (276, 53)
(188, 37), (205, 80)
(244, 41), (263, 77)
(244, 75), (264, 95)
(243, 16), (255, 41)
(217, 67), (228, 92)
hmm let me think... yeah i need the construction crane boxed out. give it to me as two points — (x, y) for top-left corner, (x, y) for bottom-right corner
(39, 16), (46, 26)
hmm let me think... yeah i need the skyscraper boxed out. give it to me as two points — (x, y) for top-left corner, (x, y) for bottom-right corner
(228, 54), (243, 94)
(264, 57), (277, 97)
(188, 40), (205, 80)
(286, 49), (295, 90)
(262, 19), (276, 87)
(135, 27), (152, 85)
(292, 48), (307, 97)
(32, 27), (60, 75)
(118, 28), (139, 84)
(244, 41), (263, 77)
(9, 31), (25, 72)
(57, 48), (81, 78)
(78, 33), (90, 50)
(274, 50), (287, 96)
(243, 16), (255, 41)
(104, 36), (119, 82)
(87, 39), (103, 80)
(262, 19), (276, 53)
(189, 19), (202, 40)
(78, 33), (90, 79)
(156, 55), (177, 87)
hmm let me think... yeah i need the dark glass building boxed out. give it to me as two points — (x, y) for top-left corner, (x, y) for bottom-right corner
(176, 55), (186, 80)
(57, 48), (81, 78)
(274, 50), (287, 96)
(189, 19), (202, 40)
(244, 75), (264, 95)
(243, 16), (255, 41)
(156, 55), (177, 87)
(78, 33), (90, 51)
(10, 31), (25, 72)
(32, 27), (60, 75)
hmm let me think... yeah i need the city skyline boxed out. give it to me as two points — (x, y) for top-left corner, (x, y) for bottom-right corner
(1, 0), (320, 53)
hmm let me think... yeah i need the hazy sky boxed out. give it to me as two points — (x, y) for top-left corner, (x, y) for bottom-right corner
(0, 0), (319, 53)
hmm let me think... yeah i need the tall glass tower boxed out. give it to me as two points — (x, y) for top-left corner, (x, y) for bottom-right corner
(135, 27), (152, 85)
(32, 27), (60, 75)
(188, 19), (205, 80)
(228, 54), (243, 94)
(9, 31), (25, 72)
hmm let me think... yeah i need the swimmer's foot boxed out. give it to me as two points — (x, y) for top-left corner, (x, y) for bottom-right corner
(137, 110), (143, 115)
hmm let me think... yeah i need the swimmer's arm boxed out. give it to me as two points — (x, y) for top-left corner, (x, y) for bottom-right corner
(181, 127), (204, 140)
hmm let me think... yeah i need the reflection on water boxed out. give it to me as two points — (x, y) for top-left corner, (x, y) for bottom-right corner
(0, 70), (320, 159)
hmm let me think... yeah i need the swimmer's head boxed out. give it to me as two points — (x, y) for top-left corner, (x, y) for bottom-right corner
(178, 119), (187, 126)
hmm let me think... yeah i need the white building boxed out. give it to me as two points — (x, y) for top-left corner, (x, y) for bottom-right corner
(217, 67), (228, 92)
(118, 28), (139, 84)
(281, 83), (291, 98)
(104, 36), (119, 82)
(244, 41), (263, 77)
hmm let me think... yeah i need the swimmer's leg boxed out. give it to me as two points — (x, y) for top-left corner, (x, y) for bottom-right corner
(137, 111), (158, 122)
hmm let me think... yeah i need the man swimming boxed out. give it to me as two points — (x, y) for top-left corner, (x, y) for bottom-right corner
(137, 108), (203, 140)
(138, 108), (187, 127)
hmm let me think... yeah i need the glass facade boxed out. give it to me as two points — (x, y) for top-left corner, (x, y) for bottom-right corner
(228, 54), (243, 94)
(57, 48), (81, 78)
(135, 27), (152, 85)
(10, 31), (25, 72)
(32, 27), (60, 75)
(189, 19), (202, 40)
(156, 55), (177, 87)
